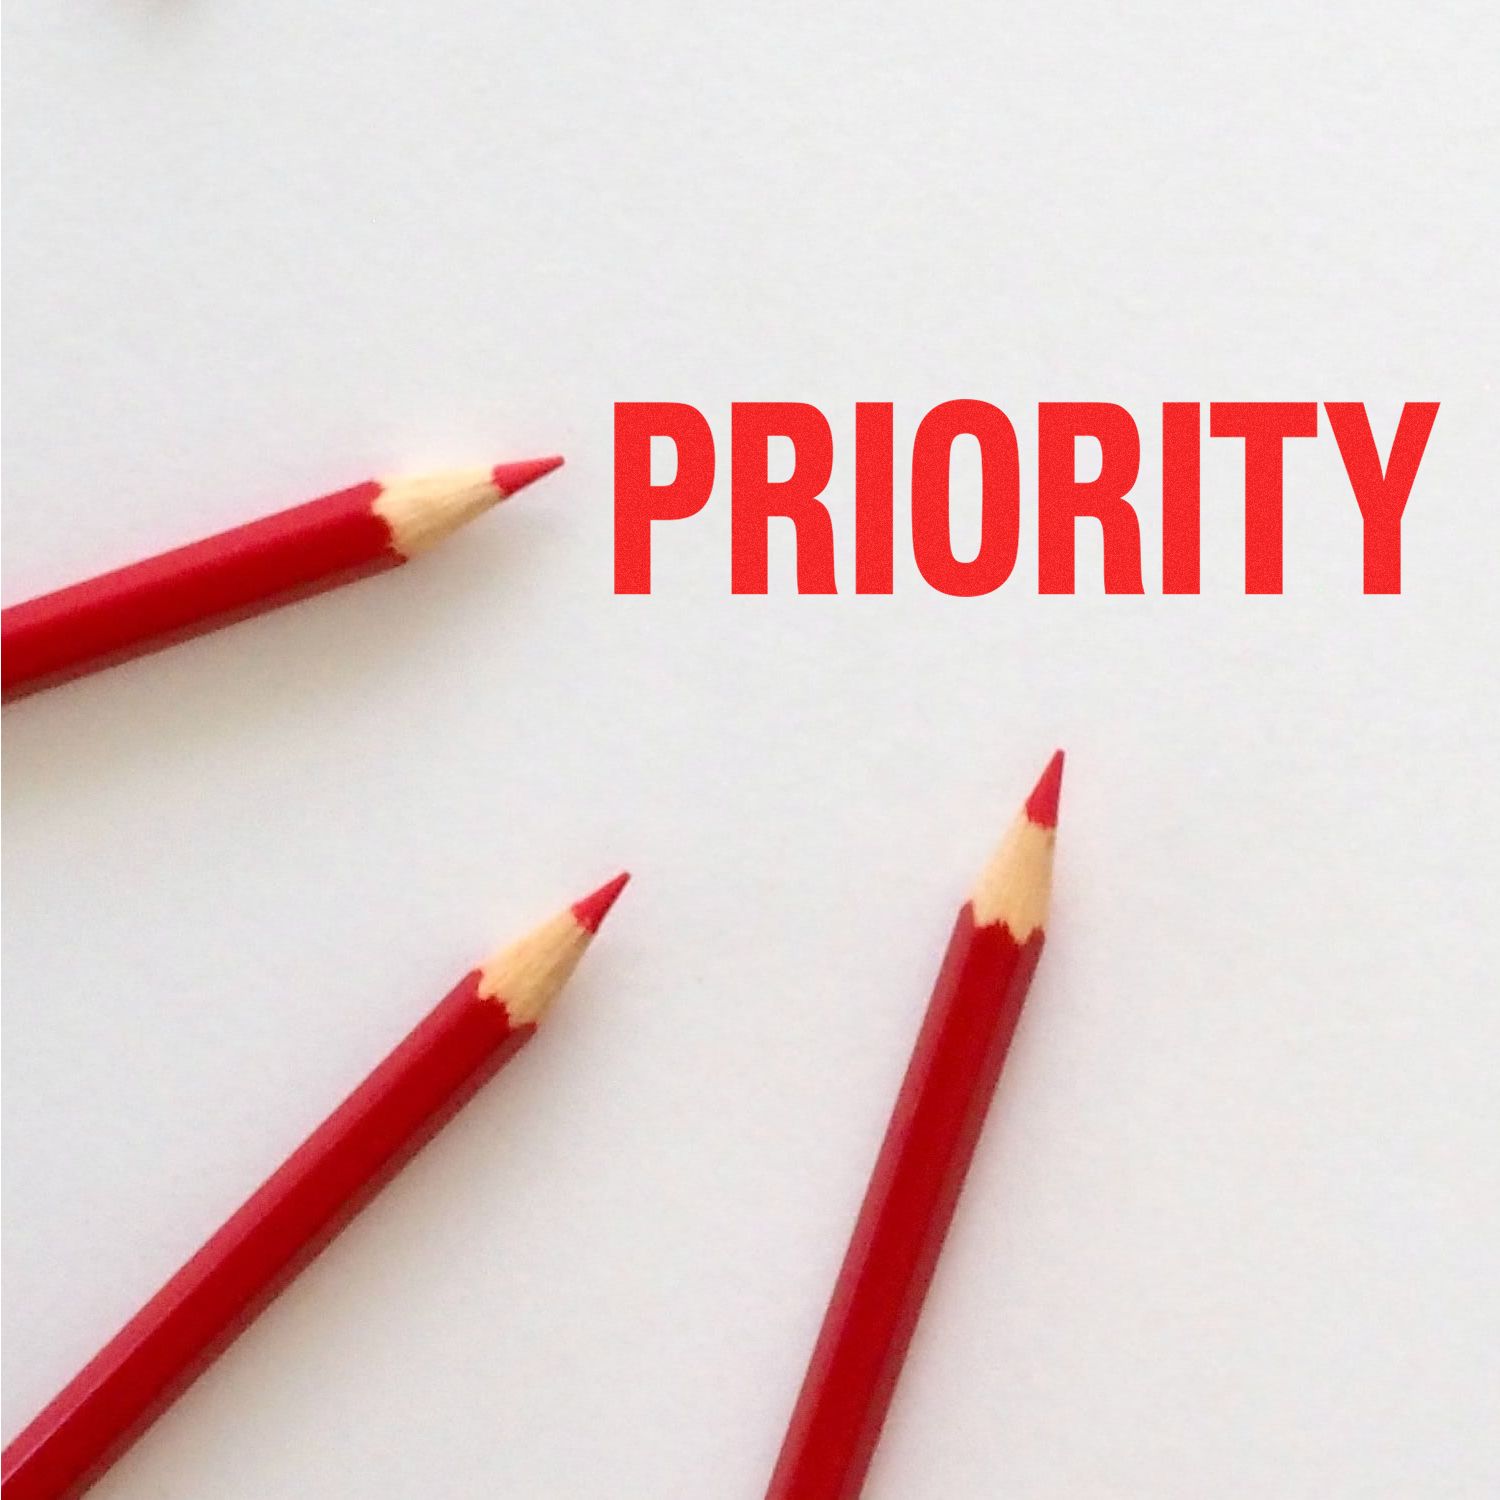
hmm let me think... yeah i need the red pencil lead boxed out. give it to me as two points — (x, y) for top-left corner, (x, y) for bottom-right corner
(491, 454), (565, 497)
(1024, 748), (1065, 829)
(572, 872), (631, 933)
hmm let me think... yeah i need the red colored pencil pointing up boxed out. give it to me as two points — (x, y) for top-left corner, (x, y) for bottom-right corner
(0, 455), (563, 701)
(766, 754), (1064, 1500)
(1, 874), (628, 1500)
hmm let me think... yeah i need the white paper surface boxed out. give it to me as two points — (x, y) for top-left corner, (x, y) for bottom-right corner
(4, 4), (1498, 1496)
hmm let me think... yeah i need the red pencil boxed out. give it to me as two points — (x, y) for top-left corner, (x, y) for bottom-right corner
(766, 754), (1064, 1500)
(1, 873), (628, 1500)
(0, 455), (563, 701)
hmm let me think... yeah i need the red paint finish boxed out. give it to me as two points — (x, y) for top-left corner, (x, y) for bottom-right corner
(1, 482), (394, 700)
(766, 916), (1046, 1500)
(1, 974), (529, 1500)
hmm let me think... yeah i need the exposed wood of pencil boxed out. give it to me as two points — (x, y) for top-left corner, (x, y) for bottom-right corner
(0, 455), (563, 701)
(0, 872), (627, 1500)
(765, 754), (1063, 1500)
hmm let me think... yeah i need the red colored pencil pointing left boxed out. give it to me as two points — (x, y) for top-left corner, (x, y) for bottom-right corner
(0, 874), (628, 1500)
(0, 455), (563, 701)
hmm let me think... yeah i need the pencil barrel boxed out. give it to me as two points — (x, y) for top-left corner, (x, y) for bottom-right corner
(767, 912), (1043, 1500)
(0, 977), (526, 1500)
(0, 483), (394, 700)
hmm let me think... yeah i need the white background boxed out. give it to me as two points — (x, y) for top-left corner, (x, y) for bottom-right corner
(4, 4), (1498, 1497)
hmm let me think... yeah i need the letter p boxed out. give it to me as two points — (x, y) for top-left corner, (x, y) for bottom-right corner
(614, 403), (715, 593)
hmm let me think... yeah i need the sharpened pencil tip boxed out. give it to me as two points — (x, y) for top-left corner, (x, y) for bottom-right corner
(1024, 750), (1065, 829)
(491, 454), (565, 497)
(571, 872), (631, 934)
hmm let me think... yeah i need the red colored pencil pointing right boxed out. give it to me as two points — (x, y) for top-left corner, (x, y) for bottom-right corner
(0, 456), (562, 701)
(766, 752), (1064, 1500)
(1, 875), (627, 1500)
